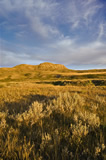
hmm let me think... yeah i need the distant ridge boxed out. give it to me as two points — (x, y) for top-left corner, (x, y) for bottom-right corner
(0, 62), (106, 82)
(14, 62), (68, 71)
(38, 62), (68, 70)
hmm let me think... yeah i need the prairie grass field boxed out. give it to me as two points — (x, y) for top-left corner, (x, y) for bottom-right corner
(0, 63), (106, 160)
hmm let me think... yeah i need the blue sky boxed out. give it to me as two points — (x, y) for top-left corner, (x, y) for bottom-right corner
(0, 0), (106, 69)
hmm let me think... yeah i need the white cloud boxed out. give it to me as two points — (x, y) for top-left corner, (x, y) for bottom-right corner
(24, 0), (59, 38)
(0, 36), (106, 67)
(0, 50), (26, 66)
(97, 23), (106, 40)
(0, 0), (104, 38)
(0, 0), (59, 38)
(0, 0), (106, 68)
(42, 37), (106, 66)
(60, 0), (103, 29)
(26, 14), (59, 38)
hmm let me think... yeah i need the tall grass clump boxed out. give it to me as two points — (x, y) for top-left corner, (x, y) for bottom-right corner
(0, 92), (105, 159)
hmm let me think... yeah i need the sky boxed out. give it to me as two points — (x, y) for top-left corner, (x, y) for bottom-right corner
(0, 0), (106, 69)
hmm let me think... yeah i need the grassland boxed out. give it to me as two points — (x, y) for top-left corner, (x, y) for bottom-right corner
(0, 62), (106, 160)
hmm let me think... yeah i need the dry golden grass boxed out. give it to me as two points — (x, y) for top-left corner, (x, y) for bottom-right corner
(0, 81), (106, 160)
(0, 63), (106, 159)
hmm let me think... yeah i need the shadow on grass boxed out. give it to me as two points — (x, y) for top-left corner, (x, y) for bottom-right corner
(36, 80), (106, 86)
(3, 94), (56, 115)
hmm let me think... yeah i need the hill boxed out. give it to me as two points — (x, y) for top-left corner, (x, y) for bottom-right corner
(0, 62), (106, 85)
(37, 62), (68, 71)
(0, 62), (70, 81)
(13, 62), (68, 71)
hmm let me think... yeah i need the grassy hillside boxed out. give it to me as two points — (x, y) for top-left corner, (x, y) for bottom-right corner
(0, 62), (106, 159)
(0, 62), (106, 84)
